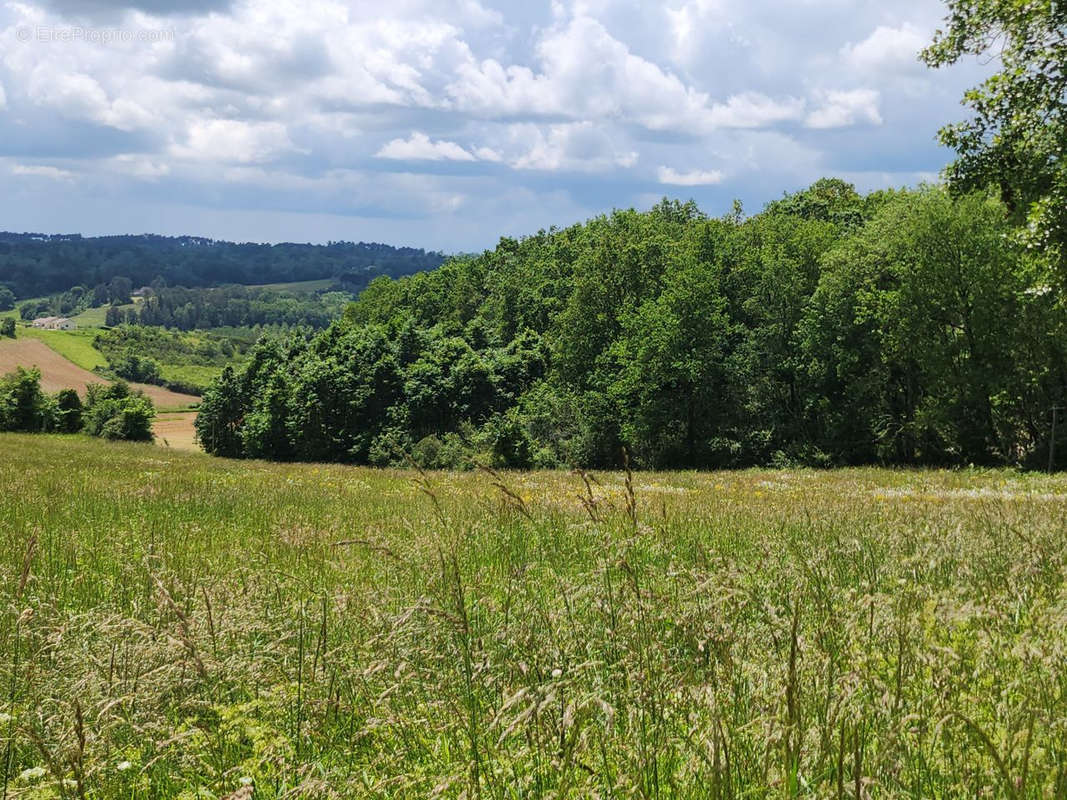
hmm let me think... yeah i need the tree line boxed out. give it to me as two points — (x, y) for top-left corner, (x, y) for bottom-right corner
(0, 368), (155, 441)
(0, 234), (444, 300)
(105, 284), (351, 330)
(194, 182), (1067, 469)
(18, 278), (135, 320)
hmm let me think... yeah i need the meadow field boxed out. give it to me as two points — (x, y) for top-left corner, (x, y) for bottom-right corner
(1, 434), (1065, 798)
(13, 330), (107, 372)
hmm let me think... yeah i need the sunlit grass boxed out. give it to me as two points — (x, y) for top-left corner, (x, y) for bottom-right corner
(67, 306), (109, 328)
(15, 328), (107, 370)
(158, 363), (224, 388)
(1, 434), (1065, 798)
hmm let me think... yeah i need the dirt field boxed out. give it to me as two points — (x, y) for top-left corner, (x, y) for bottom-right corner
(153, 411), (200, 451)
(0, 338), (200, 409)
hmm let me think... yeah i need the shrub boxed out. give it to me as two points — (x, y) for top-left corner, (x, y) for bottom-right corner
(0, 367), (53, 432)
(99, 398), (155, 441)
(83, 382), (155, 442)
(109, 352), (163, 385)
(481, 410), (533, 469)
(54, 388), (83, 433)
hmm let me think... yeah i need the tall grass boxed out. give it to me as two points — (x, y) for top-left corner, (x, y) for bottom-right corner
(1, 433), (1065, 798)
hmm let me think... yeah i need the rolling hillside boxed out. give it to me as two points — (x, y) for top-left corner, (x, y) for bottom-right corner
(0, 337), (198, 408)
(0, 336), (202, 448)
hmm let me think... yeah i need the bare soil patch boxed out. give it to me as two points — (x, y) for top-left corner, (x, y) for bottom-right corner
(0, 338), (200, 409)
(153, 411), (200, 451)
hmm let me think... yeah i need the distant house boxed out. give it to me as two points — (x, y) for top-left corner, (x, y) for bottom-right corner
(32, 316), (76, 330)
(132, 286), (152, 298)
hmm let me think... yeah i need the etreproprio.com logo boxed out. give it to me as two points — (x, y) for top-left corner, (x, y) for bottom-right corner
(16, 26), (176, 44)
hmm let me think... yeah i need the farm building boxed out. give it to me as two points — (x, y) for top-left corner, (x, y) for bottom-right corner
(31, 316), (77, 330)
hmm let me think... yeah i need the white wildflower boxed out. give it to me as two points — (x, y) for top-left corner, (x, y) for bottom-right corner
(18, 766), (46, 782)
(117, 760), (132, 771)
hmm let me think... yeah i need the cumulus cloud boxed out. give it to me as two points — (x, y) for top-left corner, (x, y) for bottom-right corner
(0, 0), (992, 249)
(444, 13), (804, 134)
(666, 0), (729, 60)
(842, 24), (926, 72)
(377, 132), (477, 161)
(706, 92), (805, 128)
(658, 166), (724, 186)
(805, 89), (882, 129)
(508, 122), (638, 172)
(170, 119), (301, 163)
(446, 14), (707, 127)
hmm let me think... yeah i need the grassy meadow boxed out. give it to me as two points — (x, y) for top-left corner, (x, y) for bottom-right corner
(14, 329), (108, 372)
(157, 364), (225, 391)
(69, 304), (138, 329)
(1, 434), (1066, 798)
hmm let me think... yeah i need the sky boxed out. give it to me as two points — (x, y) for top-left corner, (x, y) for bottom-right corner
(0, 0), (990, 252)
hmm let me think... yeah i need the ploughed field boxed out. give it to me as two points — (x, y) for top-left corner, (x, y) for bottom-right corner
(1, 434), (1066, 798)
(0, 337), (200, 410)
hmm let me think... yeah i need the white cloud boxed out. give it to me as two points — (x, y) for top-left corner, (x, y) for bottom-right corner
(376, 132), (477, 161)
(25, 70), (110, 120)
(666, 0), (729, 60)
(11, 163), (76, 181)
(171, 119), (300, 164)
(842, 24), (926, 72)
(0, 0), (994, 249)
(473, 146), (503, 162)
(805, 89), (882, 129)
(657, 166), (724, 185)
(707, 92), (805, 128)
(445, 14), (798, 133)
(508, 122), (638, 172)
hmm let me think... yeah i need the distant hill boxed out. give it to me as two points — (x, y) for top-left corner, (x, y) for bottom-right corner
(0, 232), (447, 298)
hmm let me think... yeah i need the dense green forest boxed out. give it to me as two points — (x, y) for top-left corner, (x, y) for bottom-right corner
(195, 181), (1067, 469)
(0, 233), (444, 299)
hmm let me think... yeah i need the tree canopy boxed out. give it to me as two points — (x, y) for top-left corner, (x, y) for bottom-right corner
(195, 183), (1067, 470)
(923, 0), (1067, 272)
